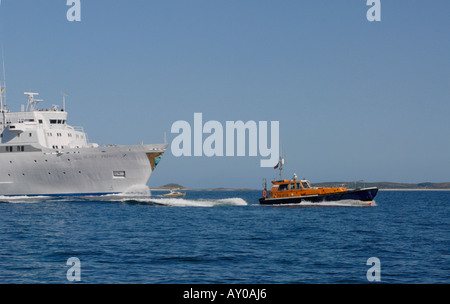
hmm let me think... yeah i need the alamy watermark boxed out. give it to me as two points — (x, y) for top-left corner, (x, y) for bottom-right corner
(66, 0), (81, 22)
(171, 113), (279, 168)
(366, 257), (381, 282)
(64, 1), (380, 23)
(366, 0), (381, 22)
(66, 257), (81, 282)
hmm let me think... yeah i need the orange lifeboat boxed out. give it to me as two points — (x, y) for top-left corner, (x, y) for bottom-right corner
(260, 174), (377, 205)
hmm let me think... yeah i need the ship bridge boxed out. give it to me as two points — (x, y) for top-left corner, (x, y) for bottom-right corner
(0, 92), (93, 150)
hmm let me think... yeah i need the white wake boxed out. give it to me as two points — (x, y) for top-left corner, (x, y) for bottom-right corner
(131, 196), (248, 207)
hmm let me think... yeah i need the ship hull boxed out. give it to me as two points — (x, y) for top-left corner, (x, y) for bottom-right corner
(259, 187), (378, 205)
(0, 144), (167, 196)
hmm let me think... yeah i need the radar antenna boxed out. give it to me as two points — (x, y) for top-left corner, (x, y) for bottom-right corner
(24, 92), (42, 111)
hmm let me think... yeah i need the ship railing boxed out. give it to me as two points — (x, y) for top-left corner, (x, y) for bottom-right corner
(73, 126), (90, 143)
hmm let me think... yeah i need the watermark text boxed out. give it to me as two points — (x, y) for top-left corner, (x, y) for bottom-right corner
(366, 0), (381, 22)
(171, 113), (279, 168)
(66, 0), (81, 22)
(66, 257), (81, 282)
(366, 257), (381, 282)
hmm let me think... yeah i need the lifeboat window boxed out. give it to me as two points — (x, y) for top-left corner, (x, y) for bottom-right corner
(278, 184), (289, 191)
(302, 182), (310, 189)
(296, 182), (302, 190)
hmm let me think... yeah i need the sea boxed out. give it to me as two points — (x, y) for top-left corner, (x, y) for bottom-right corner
(0, 190), (448, 284)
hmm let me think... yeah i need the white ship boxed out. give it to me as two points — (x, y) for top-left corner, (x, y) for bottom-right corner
(0, 90), (167, 196)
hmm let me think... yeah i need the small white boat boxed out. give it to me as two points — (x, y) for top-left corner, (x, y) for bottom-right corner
(162, 190), (186, 197)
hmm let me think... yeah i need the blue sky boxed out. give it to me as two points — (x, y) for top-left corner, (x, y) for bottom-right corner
(0, 1), (449, 188)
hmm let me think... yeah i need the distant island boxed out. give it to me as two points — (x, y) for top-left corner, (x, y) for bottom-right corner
(151, 182), (450, 191)
(311, 181), (450, 190)
(152, 183), (255, 191)
(156, 183), (187, 189)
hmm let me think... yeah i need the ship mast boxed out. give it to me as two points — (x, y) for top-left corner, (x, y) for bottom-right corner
(62, 92), (67, 111)
(0, 83), (4, 134)
(0, 50), (6, 131)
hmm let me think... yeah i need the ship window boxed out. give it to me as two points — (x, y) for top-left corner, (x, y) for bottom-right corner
(296, 182), (302, 190)
(29, 133), (32, 137)
(302, 182), (310, 189)
(278, 184), (289, 191)
(39, 120), (43, 124)
(50, 120), (57, 124)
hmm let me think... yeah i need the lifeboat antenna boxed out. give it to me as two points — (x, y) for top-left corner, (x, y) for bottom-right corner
(275, 156), (285, 180)
(277, 143), (285, 180)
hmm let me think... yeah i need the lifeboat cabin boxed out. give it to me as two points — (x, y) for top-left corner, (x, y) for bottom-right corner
(265, 178), (347, 200)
